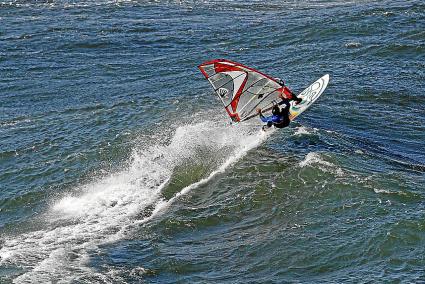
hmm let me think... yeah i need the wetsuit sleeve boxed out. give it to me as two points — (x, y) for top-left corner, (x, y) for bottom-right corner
(288, 89), (302, 102)
(282, 87), (301, 102)
(259, 113), (270, 123)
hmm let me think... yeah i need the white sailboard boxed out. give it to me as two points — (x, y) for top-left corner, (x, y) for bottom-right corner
(289, 74), (329, 121)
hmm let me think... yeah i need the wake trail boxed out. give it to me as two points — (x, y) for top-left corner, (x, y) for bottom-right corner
(0, 119), (270, 283)
(132, 124), (271, 227)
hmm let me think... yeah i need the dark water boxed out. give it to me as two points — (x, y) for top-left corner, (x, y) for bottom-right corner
(1, 0), (424, 283)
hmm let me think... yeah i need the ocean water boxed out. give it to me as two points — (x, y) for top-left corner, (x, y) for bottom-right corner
(1, 0), (424, 283)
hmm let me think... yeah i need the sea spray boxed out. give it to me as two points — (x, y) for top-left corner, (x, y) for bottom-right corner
(0, 120), (266, 282)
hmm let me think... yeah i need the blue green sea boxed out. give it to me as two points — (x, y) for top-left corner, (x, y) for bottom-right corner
(1, 0), (424, 283)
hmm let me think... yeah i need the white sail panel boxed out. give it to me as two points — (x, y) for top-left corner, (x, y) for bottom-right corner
(199, 59), (284, 122)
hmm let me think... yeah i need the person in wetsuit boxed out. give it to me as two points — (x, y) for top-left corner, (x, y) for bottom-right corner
(257, 99), (290, 130)
(256, 78), (303, 130)
(256, 91), (299, 130)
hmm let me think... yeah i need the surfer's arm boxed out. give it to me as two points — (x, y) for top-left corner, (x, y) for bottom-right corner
(287, 88), (295, 96)
(256, 108), (270, 123)
(280, 90), (301, 104)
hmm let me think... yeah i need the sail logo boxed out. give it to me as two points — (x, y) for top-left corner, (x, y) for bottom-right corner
(218, 88), (229, 98)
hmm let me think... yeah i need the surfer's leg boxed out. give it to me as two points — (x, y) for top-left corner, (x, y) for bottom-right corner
(262, 121), (273, 131)
(281, 112), (291, 128)
(273, 118), (290, 129)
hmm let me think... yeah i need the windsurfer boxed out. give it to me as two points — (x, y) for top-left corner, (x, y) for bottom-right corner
(256, 93), (293, 130)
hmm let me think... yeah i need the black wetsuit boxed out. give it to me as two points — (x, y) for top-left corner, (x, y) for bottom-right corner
(260, 99), (291, 129)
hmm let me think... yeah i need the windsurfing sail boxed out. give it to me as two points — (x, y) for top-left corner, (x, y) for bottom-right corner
(198, 59), (285, 122)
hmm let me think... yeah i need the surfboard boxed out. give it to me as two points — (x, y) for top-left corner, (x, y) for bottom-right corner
(289, 74), (329, 120)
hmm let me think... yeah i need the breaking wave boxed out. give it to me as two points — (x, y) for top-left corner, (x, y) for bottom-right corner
(299, 152), (344, 176)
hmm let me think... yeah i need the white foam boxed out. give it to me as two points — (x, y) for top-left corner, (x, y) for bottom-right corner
(299, 152), (344, 176)
(0, 118), (32, 128)
(0, 118), (266, 282)
(143, 126), (268, 220)
(373, 188), (392, 194)
(293, 126), (315, 136)
(345, 42), (362, 48)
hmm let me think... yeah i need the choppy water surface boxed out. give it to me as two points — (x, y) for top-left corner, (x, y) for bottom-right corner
(1, 0), (424, 283)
